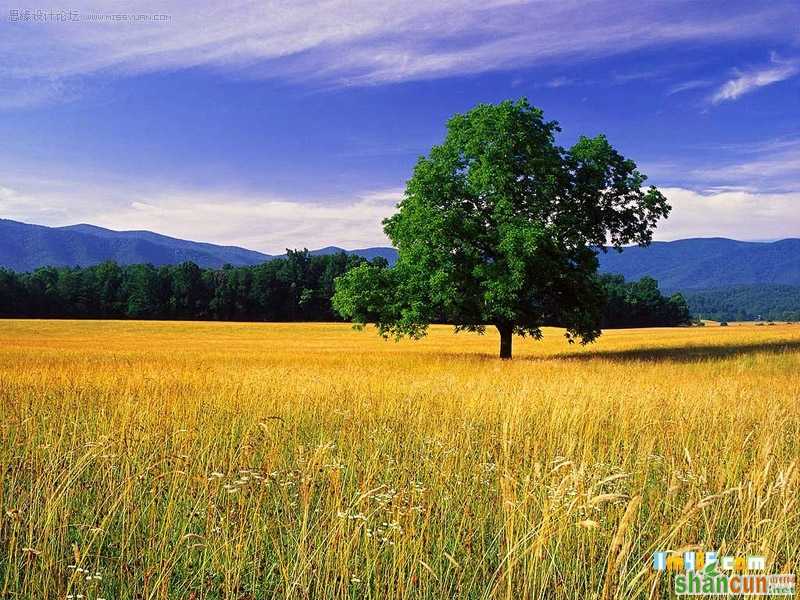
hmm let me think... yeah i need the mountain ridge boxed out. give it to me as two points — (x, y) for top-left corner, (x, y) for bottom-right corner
(0, 219), (272, 271)
(1, 219), (799, 292)
(595, 237), (800, 291)
(0, 219), (402, 272)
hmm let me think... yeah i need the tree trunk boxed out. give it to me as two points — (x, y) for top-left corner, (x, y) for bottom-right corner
(497, 323), (513, 359)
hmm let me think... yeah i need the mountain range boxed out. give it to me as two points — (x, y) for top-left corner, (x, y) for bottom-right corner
(0, 219), (394, 272)
(595, 238), (800, 292)
(2, 219), (799, 292)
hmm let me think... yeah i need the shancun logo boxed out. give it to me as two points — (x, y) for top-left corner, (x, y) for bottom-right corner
(651, 551), (795, 596)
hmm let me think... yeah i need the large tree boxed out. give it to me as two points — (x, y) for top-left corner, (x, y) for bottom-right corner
(333, 99), (670, 358)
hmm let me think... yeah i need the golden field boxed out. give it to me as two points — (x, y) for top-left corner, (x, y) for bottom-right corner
(1, 320), (798, 599)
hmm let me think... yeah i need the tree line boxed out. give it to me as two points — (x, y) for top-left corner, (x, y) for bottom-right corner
(682, 285), (800, 322)
(0, 251), (363, 321)
(0, 251), (690, 327)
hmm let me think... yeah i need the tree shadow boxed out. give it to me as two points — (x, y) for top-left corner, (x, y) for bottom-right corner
(544, 338), (800, 364)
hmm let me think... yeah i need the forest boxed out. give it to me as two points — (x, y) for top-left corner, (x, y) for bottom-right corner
(0, 251), (691, 327)
(682, 285), (800, 322)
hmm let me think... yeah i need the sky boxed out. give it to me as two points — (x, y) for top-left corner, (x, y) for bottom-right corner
(0, 0), (798, 253)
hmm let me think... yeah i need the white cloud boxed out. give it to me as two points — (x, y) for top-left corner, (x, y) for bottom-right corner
(4, 171), (799, 251)
(0, 177), (400, 253)
(655, 187), (800, 241)
(710, 56), (799, 104)
(105, 190), (401, 253)
(1, 1), (796, 106)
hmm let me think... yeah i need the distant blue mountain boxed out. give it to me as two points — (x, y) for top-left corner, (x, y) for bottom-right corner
(2, 220), (799, 294)
(596, 238), (800, 291)
(0, 219), (398, 272)
(0, 219), (271, 271)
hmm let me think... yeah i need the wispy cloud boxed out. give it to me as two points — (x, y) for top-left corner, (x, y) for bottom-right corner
(687, 137), (800, 191)
(541, 66), (675, 91)
(1, 1), (797, 106)
(611, 69), (667, 84)
(710, 54), (799, 104)
(545, 76), (575, 88)
(667, 79), (712, 95)
(0, 76), (83, 109)
(642, 134), (800, 194)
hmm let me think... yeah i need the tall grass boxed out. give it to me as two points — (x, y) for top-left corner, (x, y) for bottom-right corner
(1, 320), (798, 599)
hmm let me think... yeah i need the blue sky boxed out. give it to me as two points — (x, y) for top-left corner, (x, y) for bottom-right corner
(1, 0), (798, 252)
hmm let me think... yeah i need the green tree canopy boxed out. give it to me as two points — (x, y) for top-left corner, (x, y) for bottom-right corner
(333, 99), (670, 358)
